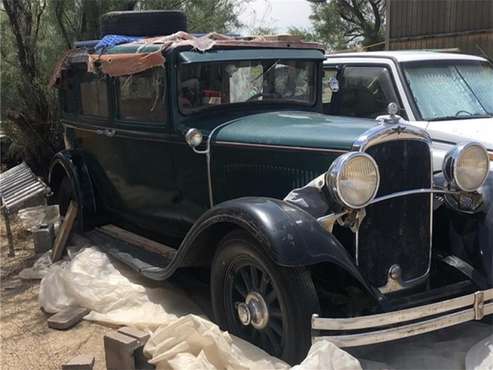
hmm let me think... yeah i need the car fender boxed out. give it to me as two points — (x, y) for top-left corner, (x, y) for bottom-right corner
(48, 150), (97, 229)
(178, 197), (377, 298)
(434, 172), (493, 286)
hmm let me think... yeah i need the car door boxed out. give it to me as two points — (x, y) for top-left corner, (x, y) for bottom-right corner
(107, 68), (192, 244)
(73, 70), (122, 215)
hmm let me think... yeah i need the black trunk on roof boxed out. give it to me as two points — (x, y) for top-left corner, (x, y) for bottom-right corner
(100, 10), (187, 37)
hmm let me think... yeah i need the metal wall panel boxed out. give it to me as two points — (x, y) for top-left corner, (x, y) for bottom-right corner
(387, 0), (493, 58)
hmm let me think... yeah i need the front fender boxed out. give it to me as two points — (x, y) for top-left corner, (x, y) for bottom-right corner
(179, 197), (376, 296)
(435, 172), (493, 286)
(48, 150), (97, 228)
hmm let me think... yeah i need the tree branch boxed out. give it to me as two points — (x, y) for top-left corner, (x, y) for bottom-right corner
(54, 1), (73, 49)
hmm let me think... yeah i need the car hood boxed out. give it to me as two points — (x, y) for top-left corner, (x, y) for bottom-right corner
(214, 111), (377, 151)
(425, 117), (493, 151)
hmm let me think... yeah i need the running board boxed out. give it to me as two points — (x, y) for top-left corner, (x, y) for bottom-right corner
(85, 225), (177, 280)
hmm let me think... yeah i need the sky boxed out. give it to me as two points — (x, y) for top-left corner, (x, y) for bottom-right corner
(238, 0), (314, 33)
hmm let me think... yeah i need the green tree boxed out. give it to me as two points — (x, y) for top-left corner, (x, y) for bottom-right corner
(52, 0), (244, 47)
(1, 0), (244, 173)
(287, 27), (318, 43)
(308, 0), (385, 50)
(1, 0), (62, 173)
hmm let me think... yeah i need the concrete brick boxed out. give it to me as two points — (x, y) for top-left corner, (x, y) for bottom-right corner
(104, 331), (140, 370)
(61, 354), (95, 370)
(117, 327), (153, 369)
(118, 327), (150, 344)
(33, 223), (55, 254)
(47, 306), (90, 330)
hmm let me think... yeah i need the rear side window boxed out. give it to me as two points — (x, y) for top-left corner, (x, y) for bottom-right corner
(60, 70), (79, 115)
(117, 68), (166, 123)
(80, 74), (109, 117)
(335, 66), (401, 119)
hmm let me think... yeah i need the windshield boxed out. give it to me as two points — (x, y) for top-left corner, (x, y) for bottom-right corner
(178, 59), (316, 114)
(402, 60), (493, 121)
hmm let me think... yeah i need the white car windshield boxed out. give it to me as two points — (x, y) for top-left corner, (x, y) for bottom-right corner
(402, 60), (493, 121)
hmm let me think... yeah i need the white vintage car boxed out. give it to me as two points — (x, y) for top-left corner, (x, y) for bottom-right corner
(323, 51), (493, 170)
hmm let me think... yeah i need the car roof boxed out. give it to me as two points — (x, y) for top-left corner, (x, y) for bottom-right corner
(325, 50), (487, 63)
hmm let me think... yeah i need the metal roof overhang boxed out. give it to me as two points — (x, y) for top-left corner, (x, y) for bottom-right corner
(179, 49), (325, 64)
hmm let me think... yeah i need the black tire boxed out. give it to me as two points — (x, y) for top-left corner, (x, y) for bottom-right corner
(211, 230), (320, 365)
(100, 10), (187, 37)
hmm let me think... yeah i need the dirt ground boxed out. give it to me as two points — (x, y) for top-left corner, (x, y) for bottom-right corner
(0, 219), (113, 370)
(1, 218), (491, 370)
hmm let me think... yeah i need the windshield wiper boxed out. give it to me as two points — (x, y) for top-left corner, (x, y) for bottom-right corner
(428, 113), (492, 121)
(250, 59), (281, 83)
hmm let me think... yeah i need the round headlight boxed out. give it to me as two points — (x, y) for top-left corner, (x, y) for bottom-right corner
(443, 142), (489, 192)
(326, 152), (380, 209)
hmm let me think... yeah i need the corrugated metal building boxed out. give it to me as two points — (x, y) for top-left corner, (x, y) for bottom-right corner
(386, 0), (493, 58)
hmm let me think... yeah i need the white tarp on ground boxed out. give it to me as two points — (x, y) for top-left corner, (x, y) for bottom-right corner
(36, 243), (361, 370)
(31, 240), (492, 370)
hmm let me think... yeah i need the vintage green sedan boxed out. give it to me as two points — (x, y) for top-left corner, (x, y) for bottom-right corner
(49, 12), (492, 365)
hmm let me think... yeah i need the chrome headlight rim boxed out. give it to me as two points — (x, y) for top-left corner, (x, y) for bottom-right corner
(443, 142), (489, 192)
(326, 152), (380, 209)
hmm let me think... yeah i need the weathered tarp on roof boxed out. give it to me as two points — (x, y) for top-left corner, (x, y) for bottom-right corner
(87, 52), (165, 77)
(50, 31), (324, 86)
(49, 49), (85, 88)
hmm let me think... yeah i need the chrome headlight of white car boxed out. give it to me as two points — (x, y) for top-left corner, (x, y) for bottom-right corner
(443, 142), (489, 192)
(326, 152), (380, 209)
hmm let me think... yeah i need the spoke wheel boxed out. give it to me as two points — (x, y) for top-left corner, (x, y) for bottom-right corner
(226, 262), (286, 357)
(211, 230), (320, 365)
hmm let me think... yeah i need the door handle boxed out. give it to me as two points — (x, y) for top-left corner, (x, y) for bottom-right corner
(104, 129), (116, 137)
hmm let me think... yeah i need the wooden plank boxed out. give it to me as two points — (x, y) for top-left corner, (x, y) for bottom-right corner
(98, 224), (176, 257)
(51, 201), (78, 262)
(2, 205), (15, 257)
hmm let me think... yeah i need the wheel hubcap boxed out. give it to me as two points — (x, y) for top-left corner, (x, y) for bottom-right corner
(228, 263), (284, 356)
(237, 292), (269, 329)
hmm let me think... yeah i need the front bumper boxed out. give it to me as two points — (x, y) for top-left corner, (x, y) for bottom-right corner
(312, 288), (493, 347)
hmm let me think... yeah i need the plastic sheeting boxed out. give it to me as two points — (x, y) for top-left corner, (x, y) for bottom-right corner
(18, 205), (60, 232)
(39, 247), (201, 330)
(37, 242), (361, 370)
(466, 335), (493, 370)
(34, 240), (492, 370)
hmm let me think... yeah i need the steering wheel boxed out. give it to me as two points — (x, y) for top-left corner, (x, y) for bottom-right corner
(246, 92), (282, 102)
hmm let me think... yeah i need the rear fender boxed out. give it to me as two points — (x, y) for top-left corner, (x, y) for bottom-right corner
(48, 150), (97, 229)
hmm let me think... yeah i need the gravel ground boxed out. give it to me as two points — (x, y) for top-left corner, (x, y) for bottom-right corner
(0, 219), (113, 370)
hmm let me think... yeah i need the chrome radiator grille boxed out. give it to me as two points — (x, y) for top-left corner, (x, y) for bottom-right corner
(357, 140), (432, 287)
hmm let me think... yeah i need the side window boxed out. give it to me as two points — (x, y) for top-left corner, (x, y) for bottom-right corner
(117, 68), (166, 123)
(322, 68), (338, 113)
(338, 66), (401, 119)
(80, 74), (109, 117)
